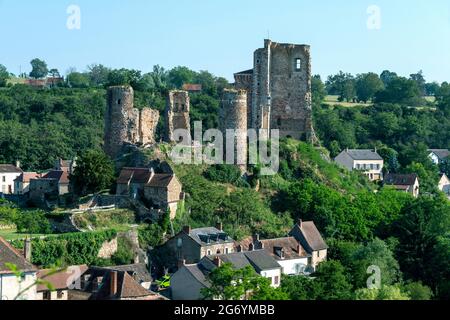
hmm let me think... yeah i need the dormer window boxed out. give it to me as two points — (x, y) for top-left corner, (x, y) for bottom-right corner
(295, 58), (301, 71)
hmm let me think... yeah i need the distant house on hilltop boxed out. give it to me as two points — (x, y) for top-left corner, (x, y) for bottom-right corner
(182, 84), (202, 93)
(384, 173), (420, 198)
(428, 149), (450, 166)
(334, 149), (384, 181)
(438, 174), (450, 199)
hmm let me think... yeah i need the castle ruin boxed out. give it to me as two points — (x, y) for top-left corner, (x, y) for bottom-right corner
(234, 39), (313, 141)
(220, 89), (248, 171)
(104, 85), (160, 159)
(165, 90), (191, 143)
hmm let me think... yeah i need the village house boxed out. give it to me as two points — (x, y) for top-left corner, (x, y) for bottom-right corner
(289, 220), (328, 270)
(334, 149), (384, 181)
(384, 173), (420, 198)
(0, 164), (23, 195)
(14, 172), (43, 195)
(236, 235), (312, 275)
(86, 269), (165, 301)
(116, 167), (183, 219)
(163, 224), (235, 267)
(37, 265), (89, 301)
(171, 250), (282, 300)
(428, 149), (450, 166)
(438, 173), (450, 199)
(0, 237), (37, 300)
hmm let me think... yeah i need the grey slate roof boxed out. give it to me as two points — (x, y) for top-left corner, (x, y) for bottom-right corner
(202, 250), (281, 273)
(234, 69), (254, 75)
(290, 221), (328, 252)
(429, 149), (450, 160)
(384, 174), (418, 186)
(0, 164), (22, 174)
(188, 227), (234, 246)
(343, 149), (383, 161)
(0, 237), (37, 274)
(105, 263), (152, 283)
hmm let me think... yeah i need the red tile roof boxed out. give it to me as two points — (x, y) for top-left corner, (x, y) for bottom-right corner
(182, 84), (202, 92)
(37, 265), (89, 291)
(14, 172), (42, 183)
(43, 170), (70, 184)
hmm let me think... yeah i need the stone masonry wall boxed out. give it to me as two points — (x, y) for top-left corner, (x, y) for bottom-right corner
(165, 90), (191, 143)
(251, 40), (313, 141)
(220, 89), (248, 171)
(104, 86), (159, 159)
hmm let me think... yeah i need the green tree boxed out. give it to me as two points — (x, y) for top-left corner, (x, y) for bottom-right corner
(375, 77), (422, 106)
(355, 72), (384, 103)
(281, 274), (320, 300)
(70, 150), (114, 196)
(380, 70), (398, 87)
(314, 260), (353, 300)
(312, 75), (327, 106)
(67, 72), (90, 88)
(355, 285), (410, 300)
(394, 196), (450, 291)
(0, 64), (10, 87)
(403, 282), (433, 300)
(29, 58), (48, 79)
(351, 238), (402, 288)
(87, 64), (110, 87)
(201, 263), (288, 300)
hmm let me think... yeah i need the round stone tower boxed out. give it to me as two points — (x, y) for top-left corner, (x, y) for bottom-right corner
(104, 85), (135, 159)
(220, 89), (248, 171)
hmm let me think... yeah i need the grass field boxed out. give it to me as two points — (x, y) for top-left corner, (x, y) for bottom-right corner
(324, 95), (371, 107)
(324, 95), (437, 108)
(0, 228), (46, 241)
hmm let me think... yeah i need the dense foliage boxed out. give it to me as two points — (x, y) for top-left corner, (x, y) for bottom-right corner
(17, 230), (117, 267)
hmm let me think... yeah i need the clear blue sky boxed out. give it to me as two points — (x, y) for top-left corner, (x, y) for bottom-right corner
(1, 0), (449, 82)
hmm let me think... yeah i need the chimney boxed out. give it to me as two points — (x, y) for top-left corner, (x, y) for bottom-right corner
(15, 160), (21, 169)
(177, 259), (186, 269)
(24, 237), (32, 262)
(110, 271), (118, 297)
(216, 222), (223, 231)
(182, 225), (191, 234)
(213, 256), (222, 267)
(253, 234), (260, 242)
(298, 219), (303, 229)
(297, 243), (303, 255)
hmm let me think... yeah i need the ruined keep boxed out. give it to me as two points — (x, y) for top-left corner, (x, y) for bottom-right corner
(234, 39), (313, 141)
(220, 89), (248, 170)
(165, 90), (191, 143)
(104, 86), (160, 159)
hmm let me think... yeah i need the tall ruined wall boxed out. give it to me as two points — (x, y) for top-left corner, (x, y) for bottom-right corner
(220, 89), (248, 171)
(251, 40), (313, 141)
(139, 108), (160, 145)
(165, 90), (191, 143)
(234, 71), (253, 129)
(104, 86), (159, 159)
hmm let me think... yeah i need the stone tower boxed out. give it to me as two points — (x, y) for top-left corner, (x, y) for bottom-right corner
(104, 85), (159, 159)
(235, 39), (313, 141)
(165, 90), (191, 143)
(220, 89), (248, 171)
